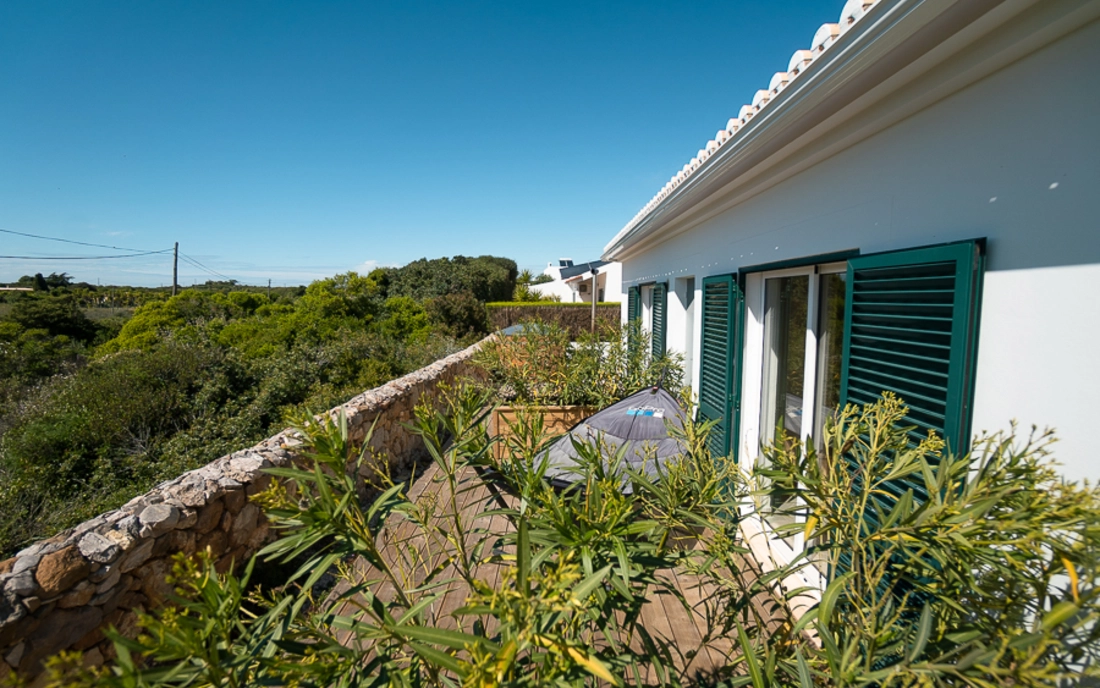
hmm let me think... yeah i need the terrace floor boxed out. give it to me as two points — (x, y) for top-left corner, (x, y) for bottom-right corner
(329, 459), (787, 684)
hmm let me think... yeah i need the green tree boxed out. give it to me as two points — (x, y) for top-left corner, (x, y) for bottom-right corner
(377, 296), (432, 342)
(7, 294), (97, 343)
(425, 291), (489, 340)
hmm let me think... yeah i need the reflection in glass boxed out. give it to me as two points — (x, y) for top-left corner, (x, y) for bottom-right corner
(814, 272), (846, 446)
(760, 275), (808, 453)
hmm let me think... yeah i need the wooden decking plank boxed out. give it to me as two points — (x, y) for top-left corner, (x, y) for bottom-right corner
(653, 571), (712, 678)
(330, 453), (786, 683)
(432, 469), (502, 628)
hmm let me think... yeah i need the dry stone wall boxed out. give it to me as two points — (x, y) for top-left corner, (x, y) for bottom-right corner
(0, 337), (489, 681)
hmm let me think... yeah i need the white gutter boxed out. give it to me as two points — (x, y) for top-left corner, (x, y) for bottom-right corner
(602, 0), (1015, 262)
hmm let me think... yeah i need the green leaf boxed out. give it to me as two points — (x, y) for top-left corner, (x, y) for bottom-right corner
(565, 646), (620, 686)
(395, 592), (444, 626)
(735, 620), (766, 688)
(816, 572), (854, 631)
(789, 608), (817, 638)
(572, 564), (613, 603)
(1041, 601), (1079, 631)
(795, 648), (813, 688)
(408, 641), (464, 675)
(907, 604), (933, 663)
(517, 515), (530, 593)
(393, 624), (488, 651)
(945, 629), (983, 644)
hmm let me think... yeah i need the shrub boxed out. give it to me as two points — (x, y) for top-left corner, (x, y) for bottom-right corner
(473, 319), (682, 407)
(6, 294), (97, 343)
(425, 291), (489, 340)
(754, 393), (1100, 685)
(46, 392), (1100, 687)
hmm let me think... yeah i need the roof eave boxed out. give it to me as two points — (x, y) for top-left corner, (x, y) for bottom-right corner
(602, 0), (1011, 263)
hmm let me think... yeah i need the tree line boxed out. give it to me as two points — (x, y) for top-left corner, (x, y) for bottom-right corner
(0, 255), (516, 556)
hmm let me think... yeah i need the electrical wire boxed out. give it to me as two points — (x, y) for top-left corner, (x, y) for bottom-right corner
(0, 228), (162, 254)
(0, 227), (240, 283)
(0, 249), (175, 260)
(179, 252), (233, 282)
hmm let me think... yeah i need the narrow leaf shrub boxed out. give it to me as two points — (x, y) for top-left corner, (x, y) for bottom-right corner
(42, 391), (1099, 687)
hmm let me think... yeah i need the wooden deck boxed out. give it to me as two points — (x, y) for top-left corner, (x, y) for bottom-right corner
(330, 459), (785, 684)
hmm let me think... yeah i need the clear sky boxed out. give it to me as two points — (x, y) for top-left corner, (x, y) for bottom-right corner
(1, 0), (843, 287)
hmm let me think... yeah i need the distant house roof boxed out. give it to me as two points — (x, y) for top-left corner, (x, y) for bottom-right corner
(559, 260), (609, 280)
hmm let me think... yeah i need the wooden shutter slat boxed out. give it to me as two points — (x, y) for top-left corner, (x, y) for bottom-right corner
(652, 282), (668, 358)
(627, 286), (640, 323)
(841, 239), (982, 455)
(698, 274), (742, 459)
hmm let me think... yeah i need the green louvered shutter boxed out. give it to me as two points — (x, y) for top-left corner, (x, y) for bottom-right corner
(698, 275), (742, 459)
(627, 286), (640, 323)
(837, 240), (982, 625)
(651, 282), (668, 358)
(840, 241), (982, 455)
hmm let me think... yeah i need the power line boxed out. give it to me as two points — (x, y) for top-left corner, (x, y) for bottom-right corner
(179, 253), (229, 280)
(0, 249), (175, 260)
(179, 252), (233, 282)
(0, 228), (162, 254)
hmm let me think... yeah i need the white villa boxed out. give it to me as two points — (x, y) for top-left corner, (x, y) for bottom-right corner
(607, 0), (1099, 578)
(531, 258), (624, 304)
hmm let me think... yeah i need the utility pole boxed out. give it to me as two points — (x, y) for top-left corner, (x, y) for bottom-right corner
(590, 267), (599, 333)
(172, 242), (179, 296)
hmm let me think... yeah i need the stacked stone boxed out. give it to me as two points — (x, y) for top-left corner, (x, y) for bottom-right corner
(339, 343), (491, 493)
(0, 438), (293, 678)
(0, 337), (489, 680)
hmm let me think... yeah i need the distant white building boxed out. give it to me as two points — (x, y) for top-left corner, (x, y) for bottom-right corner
(531, 259), (623, 304)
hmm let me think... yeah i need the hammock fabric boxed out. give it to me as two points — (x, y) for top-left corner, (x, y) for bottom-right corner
(542, 386), (686, 492)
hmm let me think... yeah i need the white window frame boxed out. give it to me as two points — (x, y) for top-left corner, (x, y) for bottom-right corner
(737, 261), (846, 602)
(640, 284), (654, 338)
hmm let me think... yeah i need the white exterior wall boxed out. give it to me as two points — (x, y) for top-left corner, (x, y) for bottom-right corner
(529, 278), (578, 302)
(530, 262), (623, 303)
(598, 261), (624, 303)
(620, 16), (1100, 482)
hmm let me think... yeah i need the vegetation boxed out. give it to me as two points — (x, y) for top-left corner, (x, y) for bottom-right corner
(486, 301), (620, 308)
(509, 267), (560, 302)
(0, 256), (515, 556)
(472, 320), (682, 408)
(40, 388), (1098, 687)
(7, 268), (1095, 685)
(374, 255), (517, 303)
(511, 281), (561, 302)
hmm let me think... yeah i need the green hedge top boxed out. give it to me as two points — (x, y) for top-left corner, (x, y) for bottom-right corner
(485, 302), (621, 309)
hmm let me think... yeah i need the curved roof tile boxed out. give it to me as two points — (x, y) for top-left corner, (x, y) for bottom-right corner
(788, 49), (815, 73)
(812, 23), (841, 52)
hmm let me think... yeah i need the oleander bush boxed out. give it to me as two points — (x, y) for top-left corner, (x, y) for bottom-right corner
(473, 319), (682, 408)
(40, 389), (1100, 686)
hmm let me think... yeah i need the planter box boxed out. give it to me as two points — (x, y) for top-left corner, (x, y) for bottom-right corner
(488, 405), (597, 458)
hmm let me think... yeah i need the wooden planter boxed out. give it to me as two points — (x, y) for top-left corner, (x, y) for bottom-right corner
(488, 405), (597, 459)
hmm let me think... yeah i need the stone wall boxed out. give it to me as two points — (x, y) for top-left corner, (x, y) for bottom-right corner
(0, 338), (489, 681)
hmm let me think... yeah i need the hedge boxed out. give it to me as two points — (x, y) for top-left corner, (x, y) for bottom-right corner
(487, 303), (620, 339)
(485, 302), (621, 308)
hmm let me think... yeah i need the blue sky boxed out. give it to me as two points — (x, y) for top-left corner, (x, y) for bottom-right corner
(1, 0), (842, 287)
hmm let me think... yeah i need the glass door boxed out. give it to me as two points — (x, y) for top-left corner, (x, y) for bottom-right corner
(755, 265), (846, 549)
